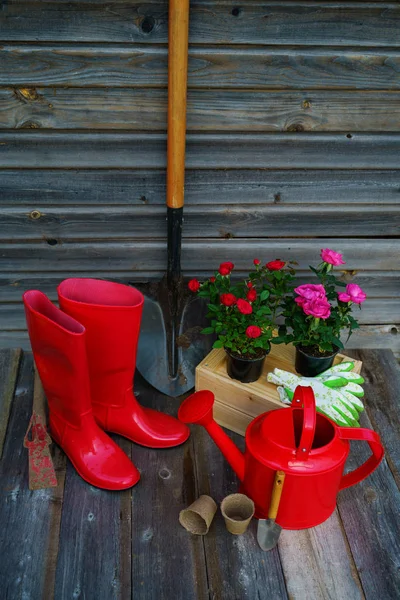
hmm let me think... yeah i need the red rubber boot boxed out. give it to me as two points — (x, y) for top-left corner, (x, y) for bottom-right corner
(57, 279), (190, 448)
(23, 291), (140, 490)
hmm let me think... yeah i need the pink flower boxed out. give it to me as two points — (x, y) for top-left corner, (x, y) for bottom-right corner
(302, 297), (331, 319)
(295, 284), (326, 301)
(237, 299), (253, 315)
(338, 292), (351, 303)
(320, 248), (345, 266)
(339, 284), (367, 305)
(245, 325), (262, 339)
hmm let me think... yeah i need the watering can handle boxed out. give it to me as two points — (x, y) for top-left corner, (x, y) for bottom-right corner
(338, 428), (384, 490)
(292, 386), (316, 460)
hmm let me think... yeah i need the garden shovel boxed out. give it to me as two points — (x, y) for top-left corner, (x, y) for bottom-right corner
(257, 470), (286, 551)
(136, 0), (210, 397)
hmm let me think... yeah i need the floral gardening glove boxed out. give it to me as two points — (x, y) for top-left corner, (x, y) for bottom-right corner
(267, 362), (364, 427)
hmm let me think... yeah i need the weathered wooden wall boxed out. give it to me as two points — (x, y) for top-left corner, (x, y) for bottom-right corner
(0, 1), (399, 352)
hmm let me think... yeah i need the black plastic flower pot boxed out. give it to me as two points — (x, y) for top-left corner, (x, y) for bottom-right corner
(226, 345), (270, 383)
(295, 345), (339, 377)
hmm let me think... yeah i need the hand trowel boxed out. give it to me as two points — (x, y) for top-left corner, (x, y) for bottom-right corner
(257, 470), (286, 551)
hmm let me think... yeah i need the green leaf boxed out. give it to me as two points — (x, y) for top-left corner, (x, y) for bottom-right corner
(201, 327), (215, 335)
(260, 290), (270, 301)
(213, 340), (224, 349)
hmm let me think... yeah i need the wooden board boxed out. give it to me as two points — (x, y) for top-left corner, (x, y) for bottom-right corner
(0, 353), (66, 599)
(1, 271), (399, 302)
(278, 509), (364, 600)
(2, 44), (400, 90)
(346, 349), (400, 489)
(0, 348), (21, 458)
(196, 345), (362, 436)
(337, 408), (400, 599)
(1, 239), (398, 272)
(2, 2), (399, 46)
(3, 88), (400, 132)
(54, 438), (133, 599)
(4, 326), (400, 357)
(130, 375), (209, 600)
(1, 169), (400, 207)
(192, 425), (289, 599)
(2, 204), (399, 241)
(1, 132), (400, 169)
(0, 348), (399, 598)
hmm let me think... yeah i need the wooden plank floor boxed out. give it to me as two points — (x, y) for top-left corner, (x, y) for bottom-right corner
(0, 348), (399, 600)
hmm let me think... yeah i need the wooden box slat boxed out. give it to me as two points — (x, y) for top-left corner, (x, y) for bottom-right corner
(195, 344), (362, 436)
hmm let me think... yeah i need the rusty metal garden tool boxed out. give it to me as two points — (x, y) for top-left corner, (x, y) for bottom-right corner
(136, 0), (210, 397)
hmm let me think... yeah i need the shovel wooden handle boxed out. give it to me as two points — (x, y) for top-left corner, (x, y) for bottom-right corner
(167, 0), (190, 209)
(268, 470), (286, 520)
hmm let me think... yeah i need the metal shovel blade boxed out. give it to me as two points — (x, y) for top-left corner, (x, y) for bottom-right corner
(257, 518), (282, 551)
(136, 277), (212, 397)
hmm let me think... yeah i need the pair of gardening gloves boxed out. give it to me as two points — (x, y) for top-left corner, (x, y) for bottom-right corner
(267, 362), (364, 427)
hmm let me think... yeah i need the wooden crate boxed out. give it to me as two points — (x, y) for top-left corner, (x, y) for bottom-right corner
(195, 344), (362, 436)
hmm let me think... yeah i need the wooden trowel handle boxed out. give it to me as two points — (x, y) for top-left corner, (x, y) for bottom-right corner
(167, 0), (190, 209)
(268, 471), (286, 520)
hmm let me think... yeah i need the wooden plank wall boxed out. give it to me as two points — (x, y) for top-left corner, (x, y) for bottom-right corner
(0, 0), (399, 352)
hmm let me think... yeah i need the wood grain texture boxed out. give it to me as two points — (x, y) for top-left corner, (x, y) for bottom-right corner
(1, 271), (399, 302)
(1, 298), (395, 331)
(3, 326), (399, 355)
(0, 353), (66, 600)
(279, 510), (363, 600)
(54, 437), (132, 600)
(192, 425), (288, 600)
(2, 169), (400, 206)
(0, 348), (21, 458)
(2, 44), (400, 90)
(2, 204), (399, 240)
(3, 88), (400, 131)
(1, 132), (400, 168)
(347, 349), (400, 489)
(1, 239), (398, 271)
(130, 375), (208, 600)
(1, 2), (399, 46)
(337, 409), (400, 599)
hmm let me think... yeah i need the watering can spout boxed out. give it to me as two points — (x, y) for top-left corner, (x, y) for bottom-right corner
(178, 390), (245, 481)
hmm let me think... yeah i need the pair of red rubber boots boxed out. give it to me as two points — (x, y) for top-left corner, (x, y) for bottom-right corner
(23, 278), (189, 490)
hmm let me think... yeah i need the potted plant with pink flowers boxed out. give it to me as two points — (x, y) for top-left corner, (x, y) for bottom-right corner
(188, 259), (294, 383)
(273, 248), (367, 377)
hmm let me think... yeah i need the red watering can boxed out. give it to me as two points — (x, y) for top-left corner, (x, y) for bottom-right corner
(178, 385), (384, 529)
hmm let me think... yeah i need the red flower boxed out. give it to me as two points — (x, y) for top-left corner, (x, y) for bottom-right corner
(266, 260), (285, 271)
(246, 325), (262, 339)
(210, 276), (216, 283)
(246, 281), (253, 288)
(220, 293), (236, 307)
(188, 279), (200, 292)
(219, 265), (231, 276)
(247, 288), (257, 302)
(219, 261), (234, 273)
(237, 299), (253, 315)
(253, 259), (261, 266)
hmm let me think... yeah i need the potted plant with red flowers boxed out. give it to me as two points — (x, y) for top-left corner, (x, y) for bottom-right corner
(188, 259), (294, 383)
(273, 249), (366, 377)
